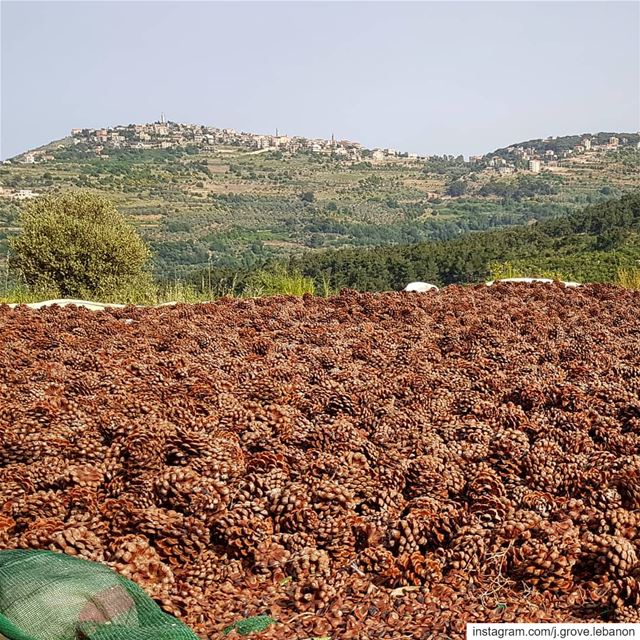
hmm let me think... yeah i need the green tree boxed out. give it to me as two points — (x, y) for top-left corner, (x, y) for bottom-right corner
(447, 180), (467, 197)
(299, 191), (315, 203)
(10, 191), (153, 299)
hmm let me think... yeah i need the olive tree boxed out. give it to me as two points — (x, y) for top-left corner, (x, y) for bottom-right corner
(10, 191), (153, 299)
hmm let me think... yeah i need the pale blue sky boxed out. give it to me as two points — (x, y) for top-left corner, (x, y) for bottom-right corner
(1, 1), (639, 159)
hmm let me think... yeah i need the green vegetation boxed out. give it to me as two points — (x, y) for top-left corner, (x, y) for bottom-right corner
(1, 132), (637, 284)
(285, 192), (640, 291)
(616, 267), (640, 290)
(9, 191), (152, 300)
(488, 261), (567, 282)
(244, 265), (317, 297)
(2, 189), (639, 305)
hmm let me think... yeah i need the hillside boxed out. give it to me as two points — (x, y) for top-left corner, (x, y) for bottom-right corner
(288, 192), (640, 291)
(0, 123), (638, 281)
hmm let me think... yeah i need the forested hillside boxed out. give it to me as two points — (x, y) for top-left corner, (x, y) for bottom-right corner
(285, 192), (640, 291)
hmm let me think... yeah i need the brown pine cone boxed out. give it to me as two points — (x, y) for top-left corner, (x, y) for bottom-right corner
(447, 524), (488, 573)
(611, 574), (640, 611)
(396, 551), (443, 586)
(108, 534), (175, 601)
(507, 519), (581, 592)
(582, 532), (638, 577)
(358, 547), (401, 586)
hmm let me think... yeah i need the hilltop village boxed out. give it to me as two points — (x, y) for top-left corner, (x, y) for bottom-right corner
(479, 134), (640, 175)
(29, 118), (373, 163)
(1, 120), (637, 204)
(8, 116), (640, 172)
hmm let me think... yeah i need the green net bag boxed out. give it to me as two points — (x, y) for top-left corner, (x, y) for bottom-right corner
(0, 550), (199, 640)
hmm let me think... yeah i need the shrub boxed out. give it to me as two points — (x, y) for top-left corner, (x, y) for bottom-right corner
(244, 266), (315, 297)
(616, 267), (640, 290)
(10, 191), (152, 298)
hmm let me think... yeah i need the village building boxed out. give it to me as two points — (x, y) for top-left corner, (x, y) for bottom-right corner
(529, 159), (542, 173)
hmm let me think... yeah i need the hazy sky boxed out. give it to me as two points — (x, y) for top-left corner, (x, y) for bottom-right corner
(1, 1), (639, 159)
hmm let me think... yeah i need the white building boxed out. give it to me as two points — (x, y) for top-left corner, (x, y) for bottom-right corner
(529, 159), (542, 173)
(14, 189), (38, 200)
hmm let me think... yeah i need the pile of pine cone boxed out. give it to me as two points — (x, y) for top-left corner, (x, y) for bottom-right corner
(1, 283), (640, 638)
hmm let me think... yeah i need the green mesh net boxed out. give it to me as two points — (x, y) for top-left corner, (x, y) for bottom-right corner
(222, 615), (276, 636)
(0, 550), (200, 640)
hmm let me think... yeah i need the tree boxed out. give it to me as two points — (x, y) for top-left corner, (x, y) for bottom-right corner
(11, 191), (152, 298)
(447, 180), (467, 197)
(299, 191), (315, 204)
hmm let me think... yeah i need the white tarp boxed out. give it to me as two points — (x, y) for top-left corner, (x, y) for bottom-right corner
(486, 278), (582, 287)
(403, 282), (439, 292)
(3, 299), (183, 310)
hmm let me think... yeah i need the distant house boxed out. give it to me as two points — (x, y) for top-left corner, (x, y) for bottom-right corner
(274, 136), (290, 147)
(14, 189), (38, 200)
(371, 150), (385, 163)
(340, 140), (362, 150)
(529, 159), (542, 173)
(609, 136), (619, 147)
(582, 138), (592, 150)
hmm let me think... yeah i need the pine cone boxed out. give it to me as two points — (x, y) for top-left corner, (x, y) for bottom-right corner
(582, 532), (638, 577)
(396, 552), (443, 586)
(108, 534), (175, 602)
(358, 547), (401, 586)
